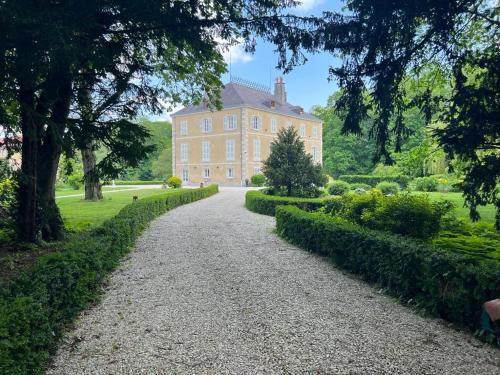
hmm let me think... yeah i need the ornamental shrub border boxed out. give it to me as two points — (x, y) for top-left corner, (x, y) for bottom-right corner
(339, 174), (410, 187)
(0, 185), (218, 374)
(275, 205), (500, 331)
(245, 190), (325, 216)
(110, 180), (166, 185)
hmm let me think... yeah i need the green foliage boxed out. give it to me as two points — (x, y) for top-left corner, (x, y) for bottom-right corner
(66, 172), (84, 190)
(322, 191), (453, 240)
(275, 205), (500, 331)
(327, 180), (350, 196)
(166, 176), (182, 189)
(349, 183), (371, 191)
(375, 181), (400, 195)
(250, 174), (266, 187)
(338, 174), (410, 187)
(372, 163), (401, 177)
(411, 176), (438, 192)
(263, 127), (326, 197)
(0, 185), (218, 374)
(0, 178), (16, 232)
(245, 190), (325, 216)
(0, 159), (11, 180)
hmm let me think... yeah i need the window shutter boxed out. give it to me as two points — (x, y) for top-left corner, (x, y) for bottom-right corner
(223, 116), (228, 130)
(258, 116), (262, 129)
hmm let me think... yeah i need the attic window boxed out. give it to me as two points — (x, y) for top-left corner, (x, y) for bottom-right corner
(270, 100), (276, 109)
(294, 106), (304, 114)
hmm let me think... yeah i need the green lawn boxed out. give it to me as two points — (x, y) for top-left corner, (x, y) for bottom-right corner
(57, 188), (171, 231)
(55, 186), (134, 197)
(415, 191), (496, 225)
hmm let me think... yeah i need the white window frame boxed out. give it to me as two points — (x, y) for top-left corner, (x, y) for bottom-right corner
(251, 115), (262, 131)
(200, 118), (212, 133)
(226, 139), (235, 161)
(180, 120), (188, 136)
(227, 167), (235, 178)
(270, 118), (278, 133)
(203, 167), (210, 178)
(312, 126), (318, 138)
(300, 124), (306, 137)
(182, 168), (189, 183)
(180, 143), (188, 162)
(224, 114), (237, 131)
(312, 146), (318, 162)
(253, 139), (261, 161)
(202, 140), (210, 162)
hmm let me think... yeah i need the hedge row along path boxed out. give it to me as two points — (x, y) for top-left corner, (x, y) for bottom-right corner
(47, 189), (499, 374)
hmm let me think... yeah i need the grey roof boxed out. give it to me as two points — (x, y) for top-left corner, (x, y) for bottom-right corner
(172, 82), (321, 122)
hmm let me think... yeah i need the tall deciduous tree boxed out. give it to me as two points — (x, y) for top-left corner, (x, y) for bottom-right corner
(0, 0), (322, 241)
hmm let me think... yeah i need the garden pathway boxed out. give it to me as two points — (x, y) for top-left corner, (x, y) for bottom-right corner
(47, 188), (499, 374)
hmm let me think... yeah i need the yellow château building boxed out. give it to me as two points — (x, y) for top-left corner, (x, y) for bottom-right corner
(171, 77), (322, 186)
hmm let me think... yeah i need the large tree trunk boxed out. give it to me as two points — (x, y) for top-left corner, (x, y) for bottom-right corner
(82, 143), (103, 200)
(17, 82), (39, 242)
(37, 69), (72, 240)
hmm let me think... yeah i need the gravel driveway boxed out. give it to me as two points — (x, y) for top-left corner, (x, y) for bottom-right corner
(47, 188), (499, 374)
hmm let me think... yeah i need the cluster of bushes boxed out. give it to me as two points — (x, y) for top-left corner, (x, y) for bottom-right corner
(322, 191), (454, 239)
(410, 175), (462, 193)
(276, 205), (500, 332)
(166, 176), (182, 188)
(245, 190), (325, 216)
(0, 185), (218, 374)
(251, 174), (266, 187)
(338, 174), (410, 187)
(326, 180), (400, 196)
(0, 178), (16, 243)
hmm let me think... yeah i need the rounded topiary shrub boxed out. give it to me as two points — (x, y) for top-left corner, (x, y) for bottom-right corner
(166, 176), (182, 188)
(251, 174), (266, 187)
(411, 176), (438, 192)
(327, 180), (350, 195)
(376, 181), (400, 195)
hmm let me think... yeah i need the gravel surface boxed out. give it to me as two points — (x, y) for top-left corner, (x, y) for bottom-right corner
(47, 188), (500, 374)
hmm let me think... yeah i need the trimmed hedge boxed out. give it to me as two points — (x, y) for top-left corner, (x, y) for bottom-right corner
(339, 174), (410, 187)
(0, 185), (218, 374)
(245, 190), (325, 216)
(276, 205), (500, 331)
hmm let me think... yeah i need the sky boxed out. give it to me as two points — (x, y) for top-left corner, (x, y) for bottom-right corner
(160, 0), (344, 121)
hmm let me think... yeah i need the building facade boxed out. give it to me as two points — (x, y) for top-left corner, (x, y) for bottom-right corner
(171, 77), (322, 186)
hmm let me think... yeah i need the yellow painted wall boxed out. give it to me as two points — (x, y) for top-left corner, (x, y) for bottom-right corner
(172, 106), (322, 186)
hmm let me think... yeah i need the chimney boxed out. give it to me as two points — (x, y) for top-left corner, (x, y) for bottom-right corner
(274, 76), (287, 104)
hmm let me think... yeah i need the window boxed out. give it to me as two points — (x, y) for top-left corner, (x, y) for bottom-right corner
(253, 139), (261, 161)
(180, 143), (188, 162)
(180, 120), (188, 136)
(253, 166), (261, 175)
(224, 115), (237, 130)
(226, 139), (235, 161)
(200, 118), (212, 133)
(271, 118), (277, 133)
(227, 167), (235, 178)
(312, 126), (318, 138)
(182, 168), (189, 183)
(251, 115), (261, 130)
(312, 146), (319, 162)
(203, 168), (210, 178)
(286, 120), (292, 129)
(202, 140), (210, 161)
(300, 124), (306, 137)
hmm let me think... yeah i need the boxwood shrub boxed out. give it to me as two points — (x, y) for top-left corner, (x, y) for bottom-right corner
(339, 174), (410, 187)
(0, 185), (218, 375)
(245, 190), (326, 216)
(276, 205), (500, 331)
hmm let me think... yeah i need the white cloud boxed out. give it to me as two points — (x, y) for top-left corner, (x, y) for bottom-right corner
(296, 0), (324, 11)
(217, 39), (253, 64)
